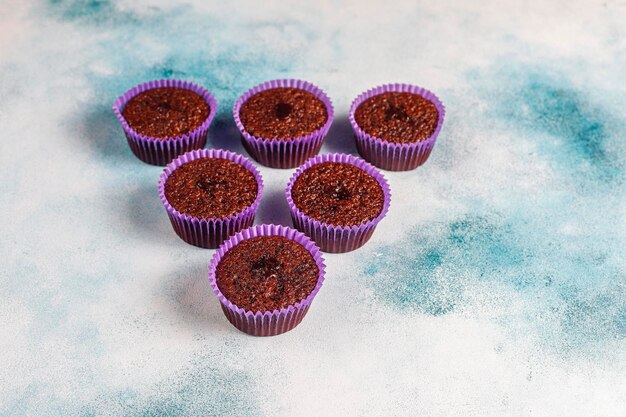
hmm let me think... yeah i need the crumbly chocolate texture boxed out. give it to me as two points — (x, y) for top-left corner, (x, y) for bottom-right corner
(239, 87), (328, 139)
(291, 162), (384, 226)
(164, 158), (257, 219)
(216, 236), (319, 312)
(354, 92), (439, 144)
(122, 87), (210, 138)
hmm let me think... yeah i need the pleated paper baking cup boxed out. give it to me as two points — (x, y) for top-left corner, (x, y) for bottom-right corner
(158, 149), (263, 249)
(113, 79), (218, 166)
(285, 153), (391, 253)
(208, 224), (326, 336)
(349, 83), (445, 171)
(233, 79), (334, 169)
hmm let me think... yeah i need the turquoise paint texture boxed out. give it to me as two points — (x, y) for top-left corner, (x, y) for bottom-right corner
(1, 1), (298, 414)
(2, 1), (625, 416)
(365, 62), (625, 354)
(472, 64), (625, 181)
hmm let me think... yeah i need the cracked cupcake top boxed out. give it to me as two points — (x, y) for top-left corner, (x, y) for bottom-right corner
(355, 91), (438, 144)
(291, 162), (384, 226)
(239, 87), (327, 139)
(122, 87), (210, 138)
(164, 157), (258, 219)
(216, 236), (319, 312)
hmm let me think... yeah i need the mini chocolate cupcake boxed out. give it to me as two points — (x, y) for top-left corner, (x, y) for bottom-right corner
(349, 84), (445, 171)
(209, 224), (325, 336)
(285, 153), (391, 253)
(158, 149), (263, 249)
(233, 79), (334, 169)
(113, 79), (217, 166)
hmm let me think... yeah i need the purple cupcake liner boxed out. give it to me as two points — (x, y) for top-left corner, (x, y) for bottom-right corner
(233, 79), (334, 169)
(113, 79), (218, 166)
(349, 83), (445, 171)
(285, 153), (391, 253)
(208, 224), (326, 336)
(158, 149), (264, 249)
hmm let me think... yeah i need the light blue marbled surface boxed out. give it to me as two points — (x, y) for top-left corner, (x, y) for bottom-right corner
(0, 0), (625, 415)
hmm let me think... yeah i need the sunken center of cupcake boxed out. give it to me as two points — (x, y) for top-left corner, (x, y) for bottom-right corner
(216, 236), (319, 312)
(325, 184), (352, 201)
(274, 102), (293, 119)
(164, 157), (257, 219)
(355, 91), (438, 144)
(239, 87), (327, 139)
(291, 162), (384, 226)
(122, 87), (210, 139)
(194, 176), (226, 193)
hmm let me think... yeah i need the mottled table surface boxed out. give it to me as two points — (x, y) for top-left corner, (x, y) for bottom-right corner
(1, 1), (625, 416)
